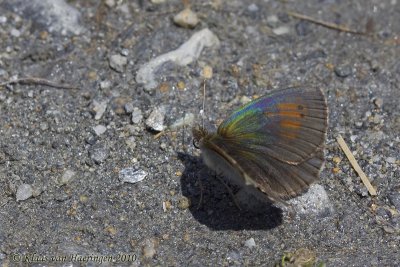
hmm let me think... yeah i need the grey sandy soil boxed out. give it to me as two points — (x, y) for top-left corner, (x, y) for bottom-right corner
(0, 0), (399, 266)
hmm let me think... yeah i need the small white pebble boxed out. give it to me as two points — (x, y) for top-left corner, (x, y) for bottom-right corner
(145, 106), (166, 131)
(247, 4), (259, 12)
(0, 16), (7, 24)
(142, 238), (157, 258)
(105, 0), (115, 8)
(244, 238), (256, 249)
(100, 80), (111, 90)
(93, 125), (107, 136)
(60, 170), (77, 185)
(121, 48), (129, 56)
(16, 184), (33, 201)
(267, 15), (279, 25)
(92, 100), (108, 120)
(272, 26), (290, 35)
(109, 54), (127, 73)
(10, 28), (21, 37)
(131, 107), (143, 124)
(173, 8), (199, 28)
(386, 157), (396, 164)
(240, 96), (251, 105)
(119, 168), (147, 183)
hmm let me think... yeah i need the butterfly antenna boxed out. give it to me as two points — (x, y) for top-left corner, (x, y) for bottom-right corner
(201, 79), (206, 128)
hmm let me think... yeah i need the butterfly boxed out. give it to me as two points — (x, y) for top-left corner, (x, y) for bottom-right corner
(192, 87), (328, 204)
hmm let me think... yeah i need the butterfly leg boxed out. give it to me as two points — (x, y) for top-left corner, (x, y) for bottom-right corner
(195, 167), (209, 210)
(215, 174), (242, 211)
(284, 204), (296, 221)
(196, 174), (204, 210)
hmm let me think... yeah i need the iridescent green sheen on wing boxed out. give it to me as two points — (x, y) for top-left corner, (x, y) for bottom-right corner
(216, 87), (328, 164)
(218, 89), (289, 138)
(218, 108), (265, 137)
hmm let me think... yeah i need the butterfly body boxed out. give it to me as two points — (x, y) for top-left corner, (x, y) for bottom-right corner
(193, 87), (328, 203)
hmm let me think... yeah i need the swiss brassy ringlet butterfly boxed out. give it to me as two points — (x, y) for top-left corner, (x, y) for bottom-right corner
(192, 87), (328, 204)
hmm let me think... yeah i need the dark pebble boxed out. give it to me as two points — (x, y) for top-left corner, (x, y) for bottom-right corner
(388, 191), (400, 211)
(89, 142), (109, 164)
(295, 21), (311, 36)
(335, 65), (353, 77)
(376, 207), (391, 220)
(277, 12), (290, 23)
(303, 49), (327, 61)
(85, 135), (98, 145)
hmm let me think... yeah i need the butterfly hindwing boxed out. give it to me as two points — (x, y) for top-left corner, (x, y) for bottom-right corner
(204, 135), (324, 201)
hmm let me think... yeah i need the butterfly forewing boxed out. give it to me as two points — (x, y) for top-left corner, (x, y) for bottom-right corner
(217, 87), (327, 165)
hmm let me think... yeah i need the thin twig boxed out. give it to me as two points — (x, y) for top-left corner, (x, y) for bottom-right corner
(154, 131), (165, 139)
(336, 134), (377, 196)
(0, 77), (79, 90)
(287, 11), (364, 35)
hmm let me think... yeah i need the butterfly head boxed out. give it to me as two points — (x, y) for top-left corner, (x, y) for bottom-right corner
(192, 124), (210, 149)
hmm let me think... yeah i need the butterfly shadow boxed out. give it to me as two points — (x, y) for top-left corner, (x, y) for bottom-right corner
(177, 152), (283, 231)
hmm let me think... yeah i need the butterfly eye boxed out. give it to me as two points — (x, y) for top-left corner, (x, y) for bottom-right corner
(193, 138), (200, 149)
(192, 125), (207, 149)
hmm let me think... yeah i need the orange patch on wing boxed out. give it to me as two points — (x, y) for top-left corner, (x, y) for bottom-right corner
(280, 120), (302, 129)
(264, 103), (306, 118)
(264, 102), (307, 140)
(276, 103), (306, 118)
(280, 119), (302, 139)
(278, 111), (304, 118)
(279, 120), (301, 139)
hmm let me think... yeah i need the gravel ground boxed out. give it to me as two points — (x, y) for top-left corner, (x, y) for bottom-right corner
(0, 0), (399, 266)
